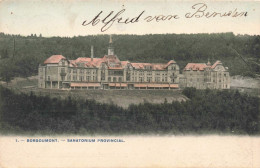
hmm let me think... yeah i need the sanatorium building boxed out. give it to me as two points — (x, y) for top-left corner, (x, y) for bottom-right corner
(38, 37), (230, 90)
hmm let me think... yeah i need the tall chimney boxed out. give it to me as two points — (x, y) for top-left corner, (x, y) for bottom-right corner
(91, 45), (94, 61)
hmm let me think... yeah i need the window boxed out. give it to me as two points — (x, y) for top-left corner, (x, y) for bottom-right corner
(118, 77), (122, 82)
(126, 72), (130, 81)
(155, 77), (160, 82)
(47, 76), (50, 81)
(86, 76), (90, 81)
(113, 77), (117, 82)
(139, 71), (144, 76)
(108, 70), (123, 76)
(101, 71), (105, 80)
(80, 76), (84, 81)
(61, 68), (65, 73)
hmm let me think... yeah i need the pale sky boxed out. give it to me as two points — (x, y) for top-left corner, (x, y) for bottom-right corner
(0, 0), (259, 37)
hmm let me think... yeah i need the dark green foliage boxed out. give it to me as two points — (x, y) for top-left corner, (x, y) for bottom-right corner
(0, 32), (259, 79)
(0, 59), (16, 84)
(0, 86), (259, 135)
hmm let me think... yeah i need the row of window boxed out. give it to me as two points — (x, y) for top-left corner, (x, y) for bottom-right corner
(131, 71), (173, 76)
(129, 77), (171, 82)
(187, 72), (228, 76)
(67, 68), (97, 74)
(67, 75), (97, 81)
(108, 77), (123, 82)
(108, 70), (123, 76)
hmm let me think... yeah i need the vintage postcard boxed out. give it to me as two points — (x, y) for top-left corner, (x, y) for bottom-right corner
(0, 0), (260, 167)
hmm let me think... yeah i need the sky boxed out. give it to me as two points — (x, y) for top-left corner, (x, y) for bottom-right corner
(0, 0), (259, 37)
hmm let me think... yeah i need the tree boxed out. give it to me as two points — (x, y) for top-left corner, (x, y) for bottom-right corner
(0, 60), (16, 85)
(0, 49), (9, 59)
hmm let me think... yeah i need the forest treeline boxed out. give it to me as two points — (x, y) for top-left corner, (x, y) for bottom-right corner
(0, 86), (259, 135)
(0, 32), (259, 83)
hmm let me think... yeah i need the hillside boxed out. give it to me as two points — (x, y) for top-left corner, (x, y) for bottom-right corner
(0, 33), (259, 83)
(0, 85), (259, 135)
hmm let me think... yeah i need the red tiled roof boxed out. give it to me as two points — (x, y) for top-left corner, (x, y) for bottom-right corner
(184, 63), (209, 71)
(153, 64), (166, 70)
(70, 83), (101, 87)
(131, 63), (166, 70)
(165, 60), (176, 68)
(69, 57), (105, 68)
(184, 61), (223, 71)
(121, 61), (130, 67)
(44, 55), (178, 71)
(68, 60), (76, 67)
(44, 55), (65, 64)
(103, 55), (121, 63)
(211, 61), (222, 69)
(108, 67), (123, 70)
(75, 57), (102, 63)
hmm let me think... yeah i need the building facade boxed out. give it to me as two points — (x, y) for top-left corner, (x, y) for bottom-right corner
(179, 60), (230, 89)
(38, 37), (230, 90)
(38, 37), (180, 90)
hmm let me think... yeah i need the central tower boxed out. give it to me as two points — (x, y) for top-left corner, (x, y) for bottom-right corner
(108, 35), (114, 55)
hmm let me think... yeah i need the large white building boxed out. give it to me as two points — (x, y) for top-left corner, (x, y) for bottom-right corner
(38, 36), (180, 90)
